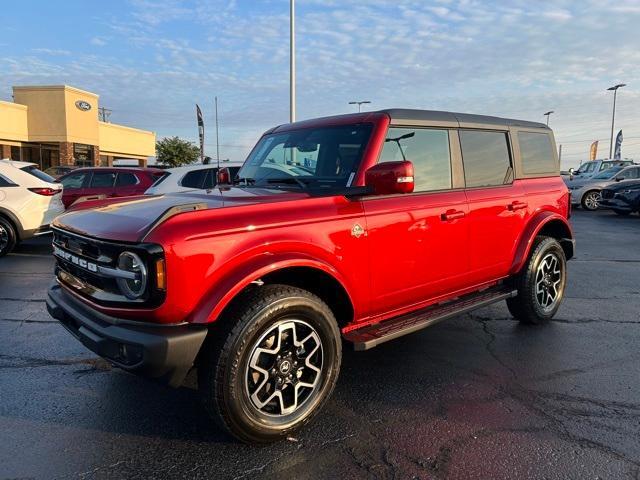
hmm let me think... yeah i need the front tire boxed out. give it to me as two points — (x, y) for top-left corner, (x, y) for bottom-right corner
(198, 284), (341, 444)
(581, 190), (601, 211)
(0, 217), (17, 257)
(507, 236), (567, 324)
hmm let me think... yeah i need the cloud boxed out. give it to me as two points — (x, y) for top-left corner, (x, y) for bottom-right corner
(91, 37), (108, 46)
(31, 48), (71, 56)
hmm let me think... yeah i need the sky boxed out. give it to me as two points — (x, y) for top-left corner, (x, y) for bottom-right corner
(2, 0), (640, 167)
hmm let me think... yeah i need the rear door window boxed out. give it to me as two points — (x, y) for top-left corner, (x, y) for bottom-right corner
(115, 172), (139, 186)
(518, 132), (557, 175)
(90, 171), (116, 188)
(460, 131), (512, 188)
(181, 169), (208, 189)
(379, 128), (452, 192)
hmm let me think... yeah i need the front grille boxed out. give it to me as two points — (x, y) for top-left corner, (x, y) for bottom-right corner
(52, 227), (166, 308)
(601, 189), (614, 200)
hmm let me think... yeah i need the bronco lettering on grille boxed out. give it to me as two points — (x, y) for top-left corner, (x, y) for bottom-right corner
(53, 245), (98, 273)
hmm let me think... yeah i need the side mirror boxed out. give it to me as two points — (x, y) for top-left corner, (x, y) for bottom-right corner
(568, 167), (575, 174)
(615, 176), (623, 182)
(365, 160), (414, 195)
(217, 167), (231, 185)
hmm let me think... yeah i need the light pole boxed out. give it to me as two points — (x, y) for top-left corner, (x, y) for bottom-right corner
(607, 83), (626, 158)
(543, 110), (554, 126)
(349, 101), (371, 113)
(290, 0), (296, 123)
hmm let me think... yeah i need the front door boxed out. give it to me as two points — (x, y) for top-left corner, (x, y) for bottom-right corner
(363, 127), (469, 318)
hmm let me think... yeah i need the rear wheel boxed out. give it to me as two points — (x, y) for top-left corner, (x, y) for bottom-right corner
(198, 284), (341, 444)
(507, 236), (567, 324)
(0, 217), (17, 257)
(581, 190), (600, 211)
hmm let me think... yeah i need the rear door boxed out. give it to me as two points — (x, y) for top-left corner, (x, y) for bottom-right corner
(461, 129), (528, 284)
(83, 170), (116, 202)
(363, 127), (469, 317)
(114, 171), (142, 197)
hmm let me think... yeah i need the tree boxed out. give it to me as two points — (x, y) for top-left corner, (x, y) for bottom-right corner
(155, 136), (201, 167)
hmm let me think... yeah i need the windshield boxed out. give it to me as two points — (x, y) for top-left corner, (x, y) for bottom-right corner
(575, 162), (596, 174)
(593, 167), (623, 180)
(237, 124), (373, 188)
(21, 165), (56, 183)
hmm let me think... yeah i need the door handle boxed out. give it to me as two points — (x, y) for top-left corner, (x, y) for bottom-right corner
(508, 201), (528, 211)
(441, 209), (466, 221)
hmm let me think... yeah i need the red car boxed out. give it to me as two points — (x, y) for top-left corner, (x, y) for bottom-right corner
(47, 109), (573, 443)
(57, 167), (164, 208)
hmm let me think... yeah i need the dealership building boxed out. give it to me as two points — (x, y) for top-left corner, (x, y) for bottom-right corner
(0, 85), (155, 169)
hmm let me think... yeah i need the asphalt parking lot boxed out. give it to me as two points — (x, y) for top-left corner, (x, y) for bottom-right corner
(1, 210), (639, 479)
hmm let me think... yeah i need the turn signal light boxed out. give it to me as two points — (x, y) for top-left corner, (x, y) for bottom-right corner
(28, 187), (61, 196)
(155, 258), (166, 290)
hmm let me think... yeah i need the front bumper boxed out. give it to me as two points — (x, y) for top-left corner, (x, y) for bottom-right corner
(47, 282), (207, 387)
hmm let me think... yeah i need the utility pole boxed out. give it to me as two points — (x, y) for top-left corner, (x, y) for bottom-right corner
(607, 83), (626, 159)
(349, 101), (371, 113)
(215, 97), (220, 170)
(98, 106), (112, 122)
(290, 0), (296, 123)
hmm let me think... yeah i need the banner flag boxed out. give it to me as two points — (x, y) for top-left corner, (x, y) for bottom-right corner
(589, 140), (598, 161)
(614, 130), (623, 160)
(196, 104), (205, 162)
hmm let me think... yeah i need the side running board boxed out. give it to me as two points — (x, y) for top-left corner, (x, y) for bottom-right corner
(344, 286), (517, 351)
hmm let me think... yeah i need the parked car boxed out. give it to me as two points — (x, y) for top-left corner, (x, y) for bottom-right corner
(44, 165), (78, 179)
(145, 163), (243, 195)
(47, 109), (573, 443)
(0, 159), (64, 256)
(563, 159), (633, 184)
(57, 167), (165, 208)
(600, 180), (640, 216)
(569, 165), (640, 210)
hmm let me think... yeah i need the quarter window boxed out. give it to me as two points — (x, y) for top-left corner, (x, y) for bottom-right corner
(60, 172), (86, 189)
(379, 128), (452, 192)
(518, 132), (557, 175)
(460, 131), (512, 188)
(181, 169), (209, 189)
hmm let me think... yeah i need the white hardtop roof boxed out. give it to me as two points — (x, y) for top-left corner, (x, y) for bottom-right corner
(0, 158), (37, 168)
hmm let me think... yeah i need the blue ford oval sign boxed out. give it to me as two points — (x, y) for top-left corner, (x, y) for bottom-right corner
(75, 100), (92, 111)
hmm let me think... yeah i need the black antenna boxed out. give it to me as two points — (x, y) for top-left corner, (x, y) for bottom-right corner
(384, 132), (415, 161)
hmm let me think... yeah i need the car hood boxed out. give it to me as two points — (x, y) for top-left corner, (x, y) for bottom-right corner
(52, 187), (311, 242)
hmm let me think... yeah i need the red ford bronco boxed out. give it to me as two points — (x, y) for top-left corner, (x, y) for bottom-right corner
(47, 109), (573, 443)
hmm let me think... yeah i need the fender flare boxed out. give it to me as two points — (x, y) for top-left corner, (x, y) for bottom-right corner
(189, 253), (354, 325)
(0, 207), (24, 240)
(509, 211), (574, 275)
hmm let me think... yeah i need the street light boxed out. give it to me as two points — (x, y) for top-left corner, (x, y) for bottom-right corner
(290, 0), (296, 123)
(349, 101), (371, 113)
(607, 83), (626, 158)
(543, 110), (554, 126)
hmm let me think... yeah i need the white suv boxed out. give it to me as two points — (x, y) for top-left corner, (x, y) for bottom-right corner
(0, 159), (65, 256)
(145, 163), (243, 195)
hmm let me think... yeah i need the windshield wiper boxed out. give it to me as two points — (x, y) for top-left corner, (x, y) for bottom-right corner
(265, 177), (309, 188)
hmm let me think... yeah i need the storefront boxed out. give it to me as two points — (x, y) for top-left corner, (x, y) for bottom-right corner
(0, 85), (155, 169)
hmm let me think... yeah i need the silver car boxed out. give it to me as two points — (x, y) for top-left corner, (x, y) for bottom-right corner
(570, 165), (640, 210)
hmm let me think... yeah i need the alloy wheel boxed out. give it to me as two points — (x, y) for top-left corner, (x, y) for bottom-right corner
(535, 253), (563, 311)
(0, 224), (8, 253)
(584, 191), (600, 210)
(245, 319), (323, 417)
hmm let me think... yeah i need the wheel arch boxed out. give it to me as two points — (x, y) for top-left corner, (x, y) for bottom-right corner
(192, 257), (355, 329)
(0, 207), (23, 241)
(509, 212), (574, 275)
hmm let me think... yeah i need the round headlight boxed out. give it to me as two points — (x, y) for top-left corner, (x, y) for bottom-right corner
(116, 251), (147, 299)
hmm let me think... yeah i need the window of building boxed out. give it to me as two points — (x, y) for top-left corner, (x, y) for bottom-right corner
(10, 146), (20, 161)
(90, 171), (116, 188)
(181, 169), (209, 189)
(74, 143), (94, 167)
(379, 128), (452, 192)
(460, 130), (512, 188)
(115, 172), (139, 186)
(518, 132), (556, 175)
